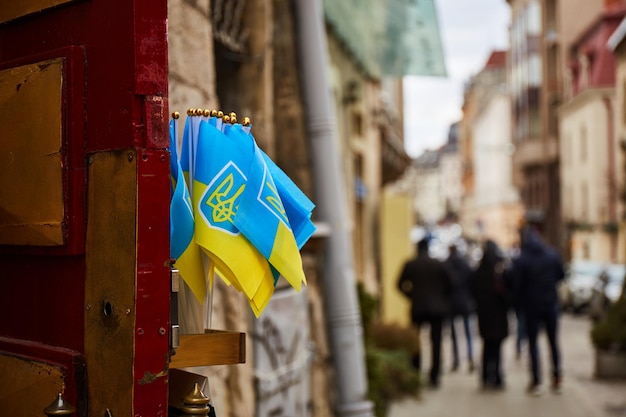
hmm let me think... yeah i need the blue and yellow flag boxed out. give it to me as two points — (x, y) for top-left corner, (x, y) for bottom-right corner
(192, 120), (275, 316)
(224, 125), (306, 291)
(258, 149), (316, 249)
(234, 124), (316, 249)
(180, 114), (203, 195)
(169, 119), (206, 303)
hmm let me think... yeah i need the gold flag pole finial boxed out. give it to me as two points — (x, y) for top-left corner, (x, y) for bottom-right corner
(172, 111), (180, 120)
(242, 117), (251, 127)
(229, 112), (237, 124)
(210, 109), (218, 117)
(187, 108), (194, 116)
(222, 114), (231, 124)
(217, 110), (224, 118)
(203, 109), (210, 117)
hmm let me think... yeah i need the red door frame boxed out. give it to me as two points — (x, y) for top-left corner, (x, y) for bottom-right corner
(0, 1), (170, 415)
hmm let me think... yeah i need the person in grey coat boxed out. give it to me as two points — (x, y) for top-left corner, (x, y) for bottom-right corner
(397, 237), (455, 388)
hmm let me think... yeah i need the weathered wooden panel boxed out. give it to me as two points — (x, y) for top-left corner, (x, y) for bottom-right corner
(84, 151), (137, 415)
(0, 0), (76, 24)
(0, 353), (64, 415)
(0, 58), (64, 246)
(0, 337), (85, 416)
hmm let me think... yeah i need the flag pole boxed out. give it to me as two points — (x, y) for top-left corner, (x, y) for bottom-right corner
(202, 254), (215, 329)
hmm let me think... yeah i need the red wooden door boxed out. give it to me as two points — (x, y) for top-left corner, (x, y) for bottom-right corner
(0, 1), (170, 415)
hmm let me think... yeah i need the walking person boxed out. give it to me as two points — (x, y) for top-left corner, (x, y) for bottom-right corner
(471, 239), (509, 390)
(509, 243), (527, 360)
(514, 308), (527, 360)
(509, 227), (565, 395)
(397, 237), (455, 388)
(445, 243), (476, 373)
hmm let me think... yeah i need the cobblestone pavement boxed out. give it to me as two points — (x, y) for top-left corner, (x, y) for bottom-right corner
(388, 313), (626, 417)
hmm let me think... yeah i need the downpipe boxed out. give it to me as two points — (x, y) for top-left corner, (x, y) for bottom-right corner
(294, 0), (374, 416)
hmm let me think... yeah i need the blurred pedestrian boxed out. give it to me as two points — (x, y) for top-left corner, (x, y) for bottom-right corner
(509, 227), (565, 396)
(471, 239), (509, 390)
(445, 243), (476, 373)
(514, 308), (527, 361)
(509, 242), (527, 360)
(397, 237), (455, 388)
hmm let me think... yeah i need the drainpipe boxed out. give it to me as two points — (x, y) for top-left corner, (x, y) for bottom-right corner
(294, 1), (374, 416)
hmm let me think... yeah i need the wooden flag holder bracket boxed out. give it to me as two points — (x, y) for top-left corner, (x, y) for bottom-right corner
(169, 330), (246, 368)
(169, 268), (246, 369)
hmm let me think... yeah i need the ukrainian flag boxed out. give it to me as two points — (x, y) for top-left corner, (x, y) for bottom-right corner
(192, 120), (275, 316)
(180, 113), (203, 194)
(258, 148), (316, 249)
(234, 124), (316, 249)
(224, 125), (306, 291)
(169, 119), (206, 303)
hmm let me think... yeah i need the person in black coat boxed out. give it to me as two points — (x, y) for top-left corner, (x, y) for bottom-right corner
(509, 227), (565, 395)
(471, 239), (509, 390)
(397, 237), (455, 388)
(446, 243), (476, 373)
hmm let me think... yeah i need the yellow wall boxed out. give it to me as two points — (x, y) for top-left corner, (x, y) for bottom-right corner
(380, 192), (414, 326)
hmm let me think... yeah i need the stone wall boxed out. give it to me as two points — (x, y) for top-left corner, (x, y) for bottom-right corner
(167, 1), (333, 416)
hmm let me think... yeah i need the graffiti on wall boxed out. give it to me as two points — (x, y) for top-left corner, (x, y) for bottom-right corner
(253, 287), (313, 417)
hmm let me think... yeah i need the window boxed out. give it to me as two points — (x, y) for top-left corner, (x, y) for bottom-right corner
(580, 126), (587, 162)
(529, 54), (542, 86)
(623, 80), (626, 125)
(561, 133), (568, 166)
(580, 55), (590, 90)
(582, 182), (588, 220)
(527, 0), (542, 36)
(530, 107), (541, 138)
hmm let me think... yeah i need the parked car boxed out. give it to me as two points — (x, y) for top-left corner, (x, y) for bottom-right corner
(560, 260), (605, 313)
(588, 263), (626, 321)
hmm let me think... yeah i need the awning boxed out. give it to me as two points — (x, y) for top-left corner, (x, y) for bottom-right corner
(323, 0), (447, 78)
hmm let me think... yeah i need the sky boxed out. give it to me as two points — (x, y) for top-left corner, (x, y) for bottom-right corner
(403, 0), (511, 158)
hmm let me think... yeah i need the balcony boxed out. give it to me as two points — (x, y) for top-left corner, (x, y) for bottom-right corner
(381, 133), (411, 185)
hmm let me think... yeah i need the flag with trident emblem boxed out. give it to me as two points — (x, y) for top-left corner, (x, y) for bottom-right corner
(231, 122), (316, 250)
(169, 116), (207, 303)
(171, 110), (314, 317)
(224, 124), (307, 291)
(192, 119), (276, 316)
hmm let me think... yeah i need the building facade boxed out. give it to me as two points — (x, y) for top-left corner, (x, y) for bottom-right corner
(559, 3), (626, 263)
(410, 150), (447, 226)
(608, 15), (626, 264)
(460, 51), (524, 249)
(506, 0), (608, 252)
(440, 122), (464, 222)
(507, 0), (560, 247)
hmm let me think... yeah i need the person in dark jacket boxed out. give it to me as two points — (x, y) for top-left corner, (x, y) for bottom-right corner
(397, 237), (455, 388)
(446, 243), (476, 373)
(471, 239), (509, 390)
(509, 228), (565, 395)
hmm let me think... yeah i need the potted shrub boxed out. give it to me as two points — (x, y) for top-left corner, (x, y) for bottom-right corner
(357, 283), (421, 417)
(590, 279), (626, 379)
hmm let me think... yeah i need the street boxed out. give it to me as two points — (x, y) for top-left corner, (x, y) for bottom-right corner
(388, 313), (626, 417)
